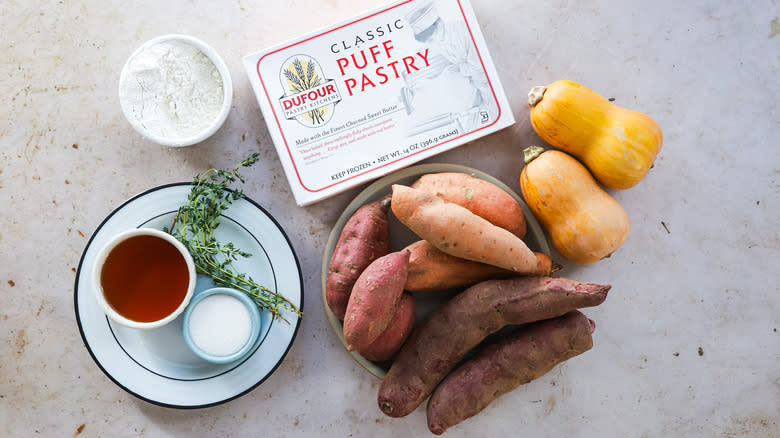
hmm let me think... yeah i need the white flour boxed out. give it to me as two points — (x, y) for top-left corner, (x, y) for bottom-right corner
(119, 39), (224, 140)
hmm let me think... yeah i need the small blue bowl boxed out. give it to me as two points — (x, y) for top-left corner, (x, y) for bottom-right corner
(182, 287), (262, 364)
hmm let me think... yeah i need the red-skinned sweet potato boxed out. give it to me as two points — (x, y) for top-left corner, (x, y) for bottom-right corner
(343, 250), (410, 352)
(358, 292), (416, 362)
(426, 311), (595, 434)
(326, 196), (391, 321)
(377, 276), (609, 418)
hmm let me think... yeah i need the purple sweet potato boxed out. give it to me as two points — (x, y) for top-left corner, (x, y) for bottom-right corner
(358, 292), (416, 362)
(343, 250), (410, 352)
(377, 276), (609, 418)
(326, 196), (391, 321)
(427, 311), (595, 435)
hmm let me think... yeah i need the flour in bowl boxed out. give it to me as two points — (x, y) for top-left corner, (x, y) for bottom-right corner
(119, 39), (224, 140)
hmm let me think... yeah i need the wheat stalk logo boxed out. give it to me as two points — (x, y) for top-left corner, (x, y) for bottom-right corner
(283, 58), (326, 125)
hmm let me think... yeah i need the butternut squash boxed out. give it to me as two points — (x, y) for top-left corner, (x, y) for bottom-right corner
(528, 80), (662, 189)
(520, 147), (629, 265)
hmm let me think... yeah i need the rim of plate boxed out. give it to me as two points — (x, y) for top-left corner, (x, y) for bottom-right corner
(74, 182), (304, 409)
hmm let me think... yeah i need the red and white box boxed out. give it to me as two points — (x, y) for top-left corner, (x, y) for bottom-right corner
(244, 0), (514, 205)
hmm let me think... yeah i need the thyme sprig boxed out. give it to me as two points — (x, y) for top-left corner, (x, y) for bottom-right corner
(164, 153), (301, 323)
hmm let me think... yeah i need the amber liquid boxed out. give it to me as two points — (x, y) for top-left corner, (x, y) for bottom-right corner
(100, 234), (189, 322)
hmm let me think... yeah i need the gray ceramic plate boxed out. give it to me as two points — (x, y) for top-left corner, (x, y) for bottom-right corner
(321, 163), (550, 379)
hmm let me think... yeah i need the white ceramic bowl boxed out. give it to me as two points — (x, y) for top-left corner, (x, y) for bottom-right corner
(118, 34), (233, 147)
(92, 228), (196, 329)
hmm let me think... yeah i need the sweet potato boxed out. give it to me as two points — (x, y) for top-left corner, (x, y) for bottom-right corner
(411, 172), (527, 238)
(358, 292), (416, 362)
(426, 311), (595, 434)
(343, 250), (410, 352)
(404, 240), (559, 291)
(326, 196), (391, 321)
(377, 276), (609, 418)
(391, 185), (538, 274)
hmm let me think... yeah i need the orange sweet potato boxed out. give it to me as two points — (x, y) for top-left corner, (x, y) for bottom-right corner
(427, 311), (595, 434)
(343, 250), (410, 352)
(358, 292), (416, 362)
(404, 240), (559, 292)
(377, 276), (609, 418)
(391, 184), (538, 274)
(411, 172), (526, 238)
(326, 196), (391, 321)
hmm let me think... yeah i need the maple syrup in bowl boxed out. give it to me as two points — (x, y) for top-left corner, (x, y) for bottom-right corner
(92, 228), (196, 329)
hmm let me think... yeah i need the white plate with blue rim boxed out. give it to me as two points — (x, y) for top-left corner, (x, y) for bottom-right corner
(74, 183), (303, 408)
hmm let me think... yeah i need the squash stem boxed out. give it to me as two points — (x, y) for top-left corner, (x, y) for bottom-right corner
(523, 146), (545, 164)
(528, 86), (546, 107)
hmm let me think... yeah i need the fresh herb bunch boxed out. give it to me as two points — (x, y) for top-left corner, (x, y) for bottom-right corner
(164, 153), (301, 323)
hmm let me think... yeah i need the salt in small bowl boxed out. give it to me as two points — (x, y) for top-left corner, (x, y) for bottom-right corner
(182, 287), (261, 364)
